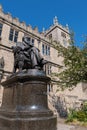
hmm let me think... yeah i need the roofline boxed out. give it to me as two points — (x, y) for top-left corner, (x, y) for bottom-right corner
(45, 25), (70, 36)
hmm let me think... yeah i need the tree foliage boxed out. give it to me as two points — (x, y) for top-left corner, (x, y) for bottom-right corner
(52, 33), (87, 88)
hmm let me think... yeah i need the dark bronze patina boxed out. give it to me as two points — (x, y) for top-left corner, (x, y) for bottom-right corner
(12, 36), (47, 73)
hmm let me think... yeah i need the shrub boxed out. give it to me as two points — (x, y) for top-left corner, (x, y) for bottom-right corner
(66, 109), (77, 122)
(66, 104), (87, 123)
(76, 111), (87, 121)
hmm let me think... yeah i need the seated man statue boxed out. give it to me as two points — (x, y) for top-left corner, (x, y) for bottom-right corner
(12, 36), (47, 73)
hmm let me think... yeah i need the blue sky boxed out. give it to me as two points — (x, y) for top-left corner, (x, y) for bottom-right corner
(0, 0), (87, 47)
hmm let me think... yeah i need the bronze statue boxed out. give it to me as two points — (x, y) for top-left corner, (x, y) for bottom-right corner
(12, 36), (47, 73)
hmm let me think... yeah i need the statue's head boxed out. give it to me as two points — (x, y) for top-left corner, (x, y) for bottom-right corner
(22, 36), (33, 46)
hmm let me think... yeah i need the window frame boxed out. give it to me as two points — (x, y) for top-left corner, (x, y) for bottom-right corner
(61, 32), (66, 38)
(42, 43), (50, 56)
(9, 28), (19, 43)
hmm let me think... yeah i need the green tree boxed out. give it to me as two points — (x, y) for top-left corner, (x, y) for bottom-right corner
(52, 33), (87, 89)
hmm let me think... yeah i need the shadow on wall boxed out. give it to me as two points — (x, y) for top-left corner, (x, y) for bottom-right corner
(49, 94), (68, 118)
(55, 96), (68, 118)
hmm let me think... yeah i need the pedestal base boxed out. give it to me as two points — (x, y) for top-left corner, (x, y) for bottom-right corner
(0, 69), (57, 130)
(0, 115), (57, 130)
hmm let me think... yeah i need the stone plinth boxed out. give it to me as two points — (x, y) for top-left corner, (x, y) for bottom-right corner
(0, 69), (57, 130)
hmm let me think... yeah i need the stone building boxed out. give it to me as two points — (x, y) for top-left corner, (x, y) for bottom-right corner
(0, 5), (87, 115)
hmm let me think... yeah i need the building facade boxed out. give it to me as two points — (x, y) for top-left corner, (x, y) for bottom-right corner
(0, 6), (86, 115)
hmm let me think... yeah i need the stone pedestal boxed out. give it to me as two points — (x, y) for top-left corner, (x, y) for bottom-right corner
(0, 69), (57, 130)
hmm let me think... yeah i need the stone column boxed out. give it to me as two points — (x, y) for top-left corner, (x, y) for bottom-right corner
(0, 69), (57, 130)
